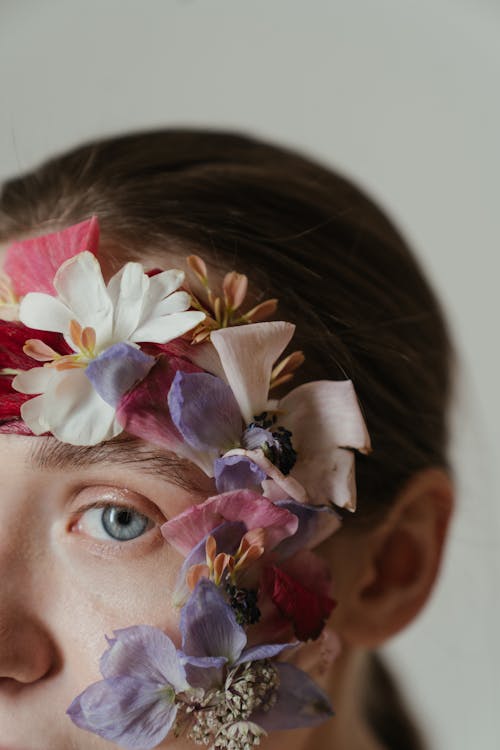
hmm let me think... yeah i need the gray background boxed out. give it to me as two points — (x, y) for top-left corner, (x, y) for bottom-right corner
(1, 1), (499, 747)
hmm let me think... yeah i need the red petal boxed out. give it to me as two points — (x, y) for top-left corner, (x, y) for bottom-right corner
(0, 321), (71, 371)
(4, 217), (100, 296)
(263, 564), (336, 641)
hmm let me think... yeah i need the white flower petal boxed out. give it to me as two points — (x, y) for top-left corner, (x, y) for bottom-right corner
(19, 293), (73, 335)
(20, 394), (50, 435)
(147, 290), (191, 319)
(13, 366), (55, 394)
(107, 262), (149, 341)
(211, 322), (295, 423)
(148, 269), (185, 300)
(28, 369), (122, 445)
(131, 310), (205, 344)
(53, 253), (113, 345)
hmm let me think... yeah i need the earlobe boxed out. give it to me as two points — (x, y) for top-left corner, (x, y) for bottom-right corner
(336, 467), (454, 648)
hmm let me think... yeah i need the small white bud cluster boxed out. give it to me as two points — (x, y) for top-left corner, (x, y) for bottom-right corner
(174, 660), (279, 750)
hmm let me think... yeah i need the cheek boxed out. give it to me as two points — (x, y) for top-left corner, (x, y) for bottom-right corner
(46, 538), (184, 686)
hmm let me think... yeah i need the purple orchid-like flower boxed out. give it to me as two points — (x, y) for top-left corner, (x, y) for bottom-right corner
(67, 579), (332, 750)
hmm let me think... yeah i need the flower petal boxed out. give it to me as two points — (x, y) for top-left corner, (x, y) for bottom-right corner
(223, 448), (309, 504)
(274, 500), (342, 557)
(214, 455), (267, 493)
(100, 625), (187, 692)
(19, 368), (121, 445)
(180, 579), (247, 663)
(67, 675), (177, 750)
(292, 446), (358, 511)
(85, 343), (156, 407)
(235, 641), (295, 666)
(252, 662), (333, 731)
(168, 371), (242, 452)
(262, 564), (336, 641)
(161, 490), (298, 557)
(4, 217), (100, 297)
(277, 379), (371, 509)
(107, 262), (150, 341)
(53, 252), (114, 346)
(116, 355), (211, 471)
(172, 521), (246, 607)
(130, 310), (205, 344)
(19, 293), (73, 335)
(210, 322), (295, 422)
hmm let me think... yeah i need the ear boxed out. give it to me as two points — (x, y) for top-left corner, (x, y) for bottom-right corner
(330, 468), (454, 648)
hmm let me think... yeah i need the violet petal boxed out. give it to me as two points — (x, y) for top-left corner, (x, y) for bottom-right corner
(67, 675), (177, 750)
(251, 662), (333, 731)
(100, 625), (187, 692)
(274, 500), (342, 558)
(173, 521), (246, 606)
(214, 454), (267, 493)
(179, 653), (227, 689)
(235, 641), (296, 666)
(86, 342), (156, 407)
(168, 370), (242, 451)
(181, 579), (246, 663)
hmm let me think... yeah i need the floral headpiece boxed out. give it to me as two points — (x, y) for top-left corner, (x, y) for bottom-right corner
(0, 218), (371, 750)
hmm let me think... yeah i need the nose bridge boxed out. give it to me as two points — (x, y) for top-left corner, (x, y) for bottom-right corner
(0, 492), (56, 683)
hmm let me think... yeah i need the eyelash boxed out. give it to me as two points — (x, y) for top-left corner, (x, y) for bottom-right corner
(69, 487), (166, 546)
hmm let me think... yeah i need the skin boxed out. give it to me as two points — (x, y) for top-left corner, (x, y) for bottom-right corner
(0, 241), (454, 750)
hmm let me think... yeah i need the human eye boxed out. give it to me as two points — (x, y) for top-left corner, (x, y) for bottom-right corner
(69, 486), (163, 543)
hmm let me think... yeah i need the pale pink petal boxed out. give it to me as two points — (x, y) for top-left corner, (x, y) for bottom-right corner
(210, 322), (295, 422)
(3, 217), (99, 297)
(106, 262), (149, 341)
(19, 293), (73, 335)
(278, 380), (371, 455)
(184, 340), (227, 382)
(291, 446), (358, 511)
(53, 252), (113, 346)
(131, 311), (205, 344)
(161, 490), (299, 556)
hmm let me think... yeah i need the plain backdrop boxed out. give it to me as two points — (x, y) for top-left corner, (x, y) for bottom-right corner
(1, 1), (499, 748)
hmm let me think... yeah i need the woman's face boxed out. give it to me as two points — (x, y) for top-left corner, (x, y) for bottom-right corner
(0, 432), (212, 749)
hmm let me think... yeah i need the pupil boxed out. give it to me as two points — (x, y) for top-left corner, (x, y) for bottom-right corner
(102, 506), (149, 541)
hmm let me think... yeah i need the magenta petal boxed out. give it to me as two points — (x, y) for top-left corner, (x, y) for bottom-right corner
(161, 490), (298, 556)
(116, 355), (201, 456)
(4, 217), (100, 297)
(251, 663), (333, 731)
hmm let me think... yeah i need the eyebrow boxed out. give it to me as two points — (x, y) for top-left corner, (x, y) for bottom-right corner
(28, 437), (205, 494)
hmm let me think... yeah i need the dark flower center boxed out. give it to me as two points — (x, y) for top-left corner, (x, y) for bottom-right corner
(225, 583), (261, 625)
(242, 411), (297, 475)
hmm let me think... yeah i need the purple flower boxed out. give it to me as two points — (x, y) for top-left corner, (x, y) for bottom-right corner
(67, 580), (334, 748)
(67, 625), (189, 750)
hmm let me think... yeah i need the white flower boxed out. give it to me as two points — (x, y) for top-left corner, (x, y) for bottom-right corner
(13, 252), (205, 445)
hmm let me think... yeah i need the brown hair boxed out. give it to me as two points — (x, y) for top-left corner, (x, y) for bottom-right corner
(0, 129), (455, 748)
(0, 128), (455, 526)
